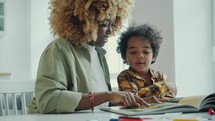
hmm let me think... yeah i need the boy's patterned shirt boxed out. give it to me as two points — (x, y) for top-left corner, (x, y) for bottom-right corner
(117, 68), (173, 99)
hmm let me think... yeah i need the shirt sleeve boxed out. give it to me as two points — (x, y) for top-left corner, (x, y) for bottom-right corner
(35, 43), (82, 113)
(117, 71), (139, 96)
(138, 81), (169, 98)
(138, 73), (174, 99)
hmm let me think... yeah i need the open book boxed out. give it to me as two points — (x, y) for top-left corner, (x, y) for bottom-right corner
(101, 93), (215, 116)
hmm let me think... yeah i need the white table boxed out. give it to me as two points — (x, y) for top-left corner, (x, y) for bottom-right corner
(0, 110), (212, 121)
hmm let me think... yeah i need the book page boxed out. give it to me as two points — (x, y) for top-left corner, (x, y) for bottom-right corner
(101, 102), (198, 116)
(178, 95), (205, 108)
(101, 93), (215, 116)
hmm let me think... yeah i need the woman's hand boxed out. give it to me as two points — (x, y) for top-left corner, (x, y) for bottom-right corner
(109, 91), (150, 108)
(143, 96), (162, 104)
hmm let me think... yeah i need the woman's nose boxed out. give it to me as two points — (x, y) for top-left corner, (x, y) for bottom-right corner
(106, 25), (112, 35)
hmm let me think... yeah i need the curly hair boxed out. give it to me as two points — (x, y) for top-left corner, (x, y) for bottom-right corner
(49, 0), (134, 45)
(116, 24), (163, 64)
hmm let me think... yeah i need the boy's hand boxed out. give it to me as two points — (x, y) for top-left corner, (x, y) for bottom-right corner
(165, 81), (177, 97)
(158, 81), (177, 102)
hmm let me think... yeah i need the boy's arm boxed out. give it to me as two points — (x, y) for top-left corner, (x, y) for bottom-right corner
(117, 79), (139, 95)
(138, 81), (177, 101)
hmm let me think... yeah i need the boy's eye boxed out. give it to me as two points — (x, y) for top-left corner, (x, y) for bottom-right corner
(129, 51), (136, 54)
(144, 51), (150, 54)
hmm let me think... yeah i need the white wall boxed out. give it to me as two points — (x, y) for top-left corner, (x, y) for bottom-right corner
(29, 0), (52, 79)
(0, 0), (30, 80)
(0, 0), (51, 80)
(132, 0), (175, 83)
(213, 0), (215, 86)
(174, 0), (214, 96)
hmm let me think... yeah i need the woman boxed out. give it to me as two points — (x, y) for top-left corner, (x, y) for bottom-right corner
(28, 0), (151, 114)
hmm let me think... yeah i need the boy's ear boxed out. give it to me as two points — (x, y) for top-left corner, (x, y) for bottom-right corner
(123, 59), (127, 64)
(123, 61), (126, 64)
(122, 57), (127, 64)
(151, 58), (156, 64)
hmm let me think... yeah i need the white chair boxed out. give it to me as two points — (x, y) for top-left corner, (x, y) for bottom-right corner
(0, 80), (35, 116)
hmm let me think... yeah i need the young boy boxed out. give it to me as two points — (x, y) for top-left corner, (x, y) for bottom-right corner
(116, 24), (177, 102)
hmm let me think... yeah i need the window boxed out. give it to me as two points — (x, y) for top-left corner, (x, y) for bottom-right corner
(106, 36), (127, 88)
(0, 0), (5, 35)
(105, 20), (129, 89)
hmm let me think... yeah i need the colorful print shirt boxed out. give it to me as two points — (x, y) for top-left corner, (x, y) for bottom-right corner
(117, 67), (174, 99)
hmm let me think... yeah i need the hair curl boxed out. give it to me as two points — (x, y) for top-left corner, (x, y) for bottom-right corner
(49, 0), (134, 45)
(117, 24), (163, 64)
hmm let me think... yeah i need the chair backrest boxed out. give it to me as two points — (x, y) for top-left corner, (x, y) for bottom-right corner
(0, 80), (35, 116)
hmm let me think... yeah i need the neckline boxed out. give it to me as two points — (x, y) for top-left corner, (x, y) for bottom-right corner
(87, 44), (95, 52)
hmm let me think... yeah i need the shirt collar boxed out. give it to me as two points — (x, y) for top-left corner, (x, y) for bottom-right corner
(128, 67), (156, 81)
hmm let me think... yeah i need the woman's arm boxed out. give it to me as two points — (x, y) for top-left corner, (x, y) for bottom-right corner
(76, 91), (150, 110)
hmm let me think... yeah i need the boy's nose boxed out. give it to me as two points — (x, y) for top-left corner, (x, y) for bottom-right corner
(138, 53), (144, 58)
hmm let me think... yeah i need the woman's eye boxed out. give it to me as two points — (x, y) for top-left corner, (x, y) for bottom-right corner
(101, 22), (110, 27)
(101, 23), (108, 27)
